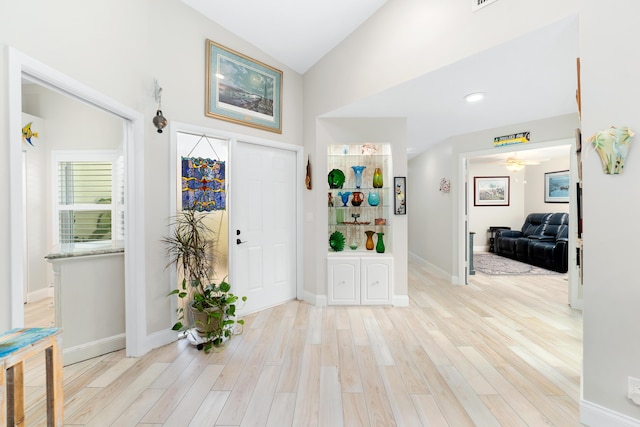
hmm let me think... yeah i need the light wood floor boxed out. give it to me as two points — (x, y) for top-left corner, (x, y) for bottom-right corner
(20, 260), (582, 426)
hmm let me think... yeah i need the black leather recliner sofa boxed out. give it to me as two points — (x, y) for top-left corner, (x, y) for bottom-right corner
(494, 213), (569, 273)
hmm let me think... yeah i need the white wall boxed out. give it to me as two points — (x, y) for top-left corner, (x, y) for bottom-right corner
(580, 0), (640, 421)
(0, 0), (303, 341)
(467, 164), (526, 250)
(22, 112), (49, 301)
(525, 157), (571, 214)
(407, 140), (453, 277)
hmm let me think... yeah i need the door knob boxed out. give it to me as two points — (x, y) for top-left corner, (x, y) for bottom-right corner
(236, 238), (247, 245)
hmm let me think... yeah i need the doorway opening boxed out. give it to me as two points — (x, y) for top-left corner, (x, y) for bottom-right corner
(8, 48), (147, 358)
(169, 123), (304, 319)
(458, 138), (581, 308)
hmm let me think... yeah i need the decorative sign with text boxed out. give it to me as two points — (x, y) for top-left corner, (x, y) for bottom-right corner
(494, 132), (530, 147)
(472, 0), (499, 12)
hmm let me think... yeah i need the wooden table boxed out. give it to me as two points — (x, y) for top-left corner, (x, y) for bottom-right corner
(0, 328), (63, 426)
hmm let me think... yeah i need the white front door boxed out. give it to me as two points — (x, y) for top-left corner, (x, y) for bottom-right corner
(232, 141), (297, 314)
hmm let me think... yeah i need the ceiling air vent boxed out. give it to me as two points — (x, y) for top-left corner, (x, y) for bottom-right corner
(472, 0), (498, 12)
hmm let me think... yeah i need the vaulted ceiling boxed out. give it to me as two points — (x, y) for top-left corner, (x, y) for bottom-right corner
(184, 1), (579, 158)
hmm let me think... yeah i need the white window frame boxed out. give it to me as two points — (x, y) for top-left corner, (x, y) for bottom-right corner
(51, 150), (123, 250)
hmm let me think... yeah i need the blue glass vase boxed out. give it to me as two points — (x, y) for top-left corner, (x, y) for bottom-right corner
(337, 191), (352, 207)
(351, 166), (366, 189)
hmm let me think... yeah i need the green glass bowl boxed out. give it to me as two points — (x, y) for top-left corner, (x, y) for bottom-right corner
(328, 169), (345, 189)
(329, 231), (346, 251)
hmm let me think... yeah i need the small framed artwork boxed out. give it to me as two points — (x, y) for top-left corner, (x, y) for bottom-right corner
(205, 39), (283, 133)
(394, 177), (406, 215)
(545, 170), (570, 203)
(474, 176), (510, 206)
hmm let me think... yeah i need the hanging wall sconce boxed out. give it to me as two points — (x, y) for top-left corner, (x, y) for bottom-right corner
(152, 80), (168, 133)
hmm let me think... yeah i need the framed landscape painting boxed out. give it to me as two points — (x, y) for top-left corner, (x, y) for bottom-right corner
(474, 176), (510, 206)
(205, 39), (283, 133)
(545, 170), (570, 203)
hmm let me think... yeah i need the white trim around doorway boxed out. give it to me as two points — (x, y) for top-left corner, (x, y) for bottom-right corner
(169, 122), (305, 313)
(457, 137), (581, 309)
(7, 47), (148, 357)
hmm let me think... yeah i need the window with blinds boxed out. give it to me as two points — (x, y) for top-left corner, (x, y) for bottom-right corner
(53, 151), (124, 246)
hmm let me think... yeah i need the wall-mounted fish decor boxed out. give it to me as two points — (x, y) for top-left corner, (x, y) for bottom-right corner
(588, 126), (634, 174)
(22, 122), (39, 146)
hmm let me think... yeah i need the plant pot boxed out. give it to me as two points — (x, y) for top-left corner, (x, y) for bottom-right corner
(191, 305), (224, 337)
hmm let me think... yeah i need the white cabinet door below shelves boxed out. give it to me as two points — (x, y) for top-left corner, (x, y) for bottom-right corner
(328, 258), (360, 305)
(328, 256), (392, 305)
(361, 257), (392, 305)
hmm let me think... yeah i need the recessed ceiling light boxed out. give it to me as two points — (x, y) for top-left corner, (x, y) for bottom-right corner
(464, 92), (485, 103)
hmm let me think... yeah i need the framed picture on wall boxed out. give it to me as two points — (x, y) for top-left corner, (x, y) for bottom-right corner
(394, 177), (406, 215)
(545, 170), (570, 203)
(474, 176), (510, 206)
(205, 39), (283, 133)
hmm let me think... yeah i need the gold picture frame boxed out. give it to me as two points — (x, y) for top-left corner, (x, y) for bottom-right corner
(205, 39), (283, 133)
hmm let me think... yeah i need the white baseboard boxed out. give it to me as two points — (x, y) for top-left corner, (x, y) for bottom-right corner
(393, 295), (409, 307)
(408, 251), (455, 283)
(581, 399), (640, 427)
(408, 251), (427, 267)
(63, 333), (125, 366)
(27, 286), (54, 303)
(304, 291), (406, 307)
(304, 291), (327, 306)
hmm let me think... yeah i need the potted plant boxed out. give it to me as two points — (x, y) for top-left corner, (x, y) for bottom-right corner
(163, 209), (246, 352)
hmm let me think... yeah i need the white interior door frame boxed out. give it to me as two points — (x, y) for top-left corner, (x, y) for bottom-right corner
(7, 47), (148, 356)
(169, 122), (304, 308)
(457, 137), (581, 308)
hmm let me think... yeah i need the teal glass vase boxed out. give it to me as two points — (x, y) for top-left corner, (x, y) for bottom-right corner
(367, 191), (380, 206)
(376, 232), (385, 253)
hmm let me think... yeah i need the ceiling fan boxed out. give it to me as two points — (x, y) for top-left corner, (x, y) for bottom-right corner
(503, 157), (541, 171)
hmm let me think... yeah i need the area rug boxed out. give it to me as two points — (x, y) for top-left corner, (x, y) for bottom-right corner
(473, 253), (562, 275)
